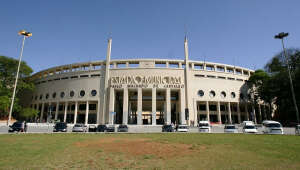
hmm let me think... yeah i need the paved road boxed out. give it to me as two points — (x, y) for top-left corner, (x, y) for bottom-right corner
(0, 124), (297, 135)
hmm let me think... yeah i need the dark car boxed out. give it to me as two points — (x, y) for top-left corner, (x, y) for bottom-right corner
(8, 121), (27, 132)
(97, 124), (107, 132)
(106, 125), (115, 132)
(118, 125), (128, 132)
(88, 125), (97, 132)
(162, 124), (174, 132)
(53, 122), (67, 132)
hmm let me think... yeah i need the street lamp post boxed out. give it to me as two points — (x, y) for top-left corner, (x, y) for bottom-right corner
(274, 32), (299, 124)
(7, 30), (32, 125)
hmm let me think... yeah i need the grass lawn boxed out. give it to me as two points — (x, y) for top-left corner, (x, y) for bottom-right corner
(0, 133), (299, 169)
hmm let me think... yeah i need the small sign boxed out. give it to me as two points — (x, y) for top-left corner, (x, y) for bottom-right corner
(110, 112), (116, 115)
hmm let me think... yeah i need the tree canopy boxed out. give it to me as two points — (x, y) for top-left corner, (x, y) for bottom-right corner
(0, 56), (34, 119)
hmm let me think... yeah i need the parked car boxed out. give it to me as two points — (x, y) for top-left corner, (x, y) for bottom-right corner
(242, 124), (258, 134)
(106, 124), (115, 132)
(198, 121), (211, 133)
(262, 120), (284, 134)
(53, 122), (67, 132)
(176, 124), (189, 132)
(72, 124), (88, 132)
(224, 124), (238, 133)
(8, 121), (27, 132)
(162, 124), (174, 132)
(242, 121), (254, 127)
(295, 125), (300, 135)
(97, 124), (107, 132)
(88, 125), (97, 132)
(118, 125), (128, 132)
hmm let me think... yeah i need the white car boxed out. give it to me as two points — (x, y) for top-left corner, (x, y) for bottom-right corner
(224, 125), (238, 133)
(198, 121), (211, 133)
(242, 121), (254, 127)
(262, 120), (284, 134)
(295, 125), (300, 135)
(177, 125), (189, 132)
(72, 124), (88, 132)
(242, 125), (258, 134)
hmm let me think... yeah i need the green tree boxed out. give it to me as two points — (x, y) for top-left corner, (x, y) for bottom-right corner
(0, 56), (34, 119)
(19, 108), (39, 120)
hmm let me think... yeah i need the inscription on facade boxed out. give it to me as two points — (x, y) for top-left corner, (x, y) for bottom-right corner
(110, 75), (184, 88)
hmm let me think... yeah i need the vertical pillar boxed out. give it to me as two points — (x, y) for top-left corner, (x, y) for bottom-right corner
(258, 104), (262, 123)
(245, 103), (249, 121)
(152, 88), (157, 125)
(228, 102), (232, 124)
(263, 104), (266, 120)
(40, 103), (45, 123)
(85, 101), (89, 125)
(123, 87), (128, 125)
(109, 87), (115, 124)
(252, 104), (257, 124)
(74, 101), (78, 124)
(206, 101), (210, 122)
(96, 100), (101, 124)
(237, 102), (241, 123)
(137, 88), (142, 125)
(180, 88), (186, 124)
(166, 88), (171, 125)
(55, 102), (59, 120)
(217, 101), (222, 124)
(64, 102), (68, 123)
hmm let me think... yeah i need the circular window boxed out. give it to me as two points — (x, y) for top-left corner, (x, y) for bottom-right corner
(209, 90), (216, 98)
(60, 92), (65, 98)
(231, 92), (236, 98)
(220, 91), (226, 98)
(70, 91), (75, 97)
(80, 90), (85, 97)
(39, 94), (43, 100)
(52, 92), (56, 99)
(91, 90), (97, 96)
(198, 90), (204, 97)
(46, 93), (49, 99)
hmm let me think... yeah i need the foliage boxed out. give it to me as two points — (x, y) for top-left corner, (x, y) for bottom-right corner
(0, 56), (34, 119)
(249, 49), (300, 123)
(19, 108), (39, 120)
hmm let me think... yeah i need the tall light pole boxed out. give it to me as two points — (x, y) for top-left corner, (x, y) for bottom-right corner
(7, 30), (32, 125)
(274, 32), (299, 124)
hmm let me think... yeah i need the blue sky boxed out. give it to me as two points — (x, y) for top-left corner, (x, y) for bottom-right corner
(1, 0), (299, 73)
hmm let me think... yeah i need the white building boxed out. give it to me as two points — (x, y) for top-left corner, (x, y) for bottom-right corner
(27, 37), (268, 126)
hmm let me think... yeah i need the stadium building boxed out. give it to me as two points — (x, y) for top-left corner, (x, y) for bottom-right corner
(27, 37), (268, 126)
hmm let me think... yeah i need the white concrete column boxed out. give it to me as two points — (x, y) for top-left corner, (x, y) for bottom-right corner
(180, 88), (186, 124)
(64, 102), (68, 122)
(55, 102), (59, 120)
(109, 87), (115, 124)
(237, 102), (241, 123)
(228, 102), (232, 124)
(166, 88), (171, 125)
(96, 100), (101, 124)
(245, 103), (249, 121)
(85, 101), (89, 125)
(217, 101), (222, 124)
(123, 87), (128, 125)
(137, 88), (142, 125)
(74, 101), (78, 124)
(152, 88), (156, 125)
(40, 103), (45, 123)
(206, 101), (210, 122)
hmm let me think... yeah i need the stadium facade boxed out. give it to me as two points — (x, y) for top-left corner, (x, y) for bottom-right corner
(27, 37), (268, 126)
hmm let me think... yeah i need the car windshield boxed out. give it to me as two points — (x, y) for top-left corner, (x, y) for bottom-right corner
(199, 123), (209, 127)
(12, 122), (23, 127)
(55, 123), (66, 128)
(119, 125), (127, 128)
(74, 124), (83, 127)
(266, 123), (281, 128)
(225, 126), (235, 129)
(179, 126), (187, 129)
(245, 126), (255, 129)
